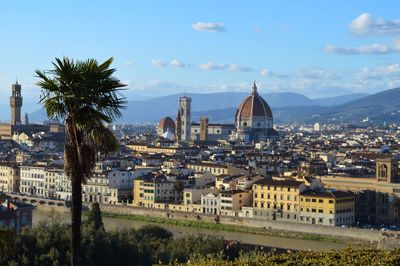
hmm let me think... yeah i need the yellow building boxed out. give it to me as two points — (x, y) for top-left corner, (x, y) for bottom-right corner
(0, 163), (19, 192)
(133, 176), (181, 208)
(299, 189), (355, 226)
(186, 162), (249, 176)
(318, 158), (400, 225)
(252, 179), (306, 221)
(126, 143), (198, 155)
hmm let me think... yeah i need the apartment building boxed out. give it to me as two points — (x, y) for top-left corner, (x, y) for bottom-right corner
(252, 179), (306, 221)
(299, 189), (355, 226)
(133, 175), (181, 207)
(319, 158), (400, 225)
(186, 162), (249, 176)
(20, 165), (46, 197)
(0, 163), (19, 192)
(219, 190), (252, 216)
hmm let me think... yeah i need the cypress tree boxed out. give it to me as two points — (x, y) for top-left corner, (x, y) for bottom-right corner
(87, 202), (104, 231)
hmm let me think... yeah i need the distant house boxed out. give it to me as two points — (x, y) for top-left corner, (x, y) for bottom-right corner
(0, 200), (34, 233)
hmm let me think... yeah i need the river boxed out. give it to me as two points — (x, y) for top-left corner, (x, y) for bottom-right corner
(33, 209), (352, 251)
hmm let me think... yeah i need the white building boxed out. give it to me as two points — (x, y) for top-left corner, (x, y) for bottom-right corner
(201, 193), (220, 215)
(314, 123), (320, 132)
(20, 165), (46, 197)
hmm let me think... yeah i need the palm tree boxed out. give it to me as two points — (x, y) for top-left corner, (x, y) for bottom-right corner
(36, 57), (125, 265)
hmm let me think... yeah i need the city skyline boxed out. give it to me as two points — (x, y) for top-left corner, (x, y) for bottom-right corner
(0, 1), (400, 119)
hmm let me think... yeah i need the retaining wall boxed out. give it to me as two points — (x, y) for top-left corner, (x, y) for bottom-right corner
(97, 203), (383, 242)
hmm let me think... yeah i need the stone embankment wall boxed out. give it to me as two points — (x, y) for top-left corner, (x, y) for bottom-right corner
(96, 203), (382, 242)
(36, 204), (70, 213)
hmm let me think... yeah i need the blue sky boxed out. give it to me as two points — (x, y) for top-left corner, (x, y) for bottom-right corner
(0, 1), (400, 120)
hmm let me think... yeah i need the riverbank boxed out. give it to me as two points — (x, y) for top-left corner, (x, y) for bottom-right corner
(33, 202), (386, 246)
(33, 209), (353, 251)
(94, 203), (384, 243)
(100, 211), (364, 245)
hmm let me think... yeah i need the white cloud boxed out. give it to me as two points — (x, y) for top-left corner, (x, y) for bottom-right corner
(170, 59), (187, 68)
(356, 63), (400, 80)
(227, 64), (252, 72)
(200, 62), (251, 72)
(123, 61), (133, 67)
(145, 80), (185, 90)
(350, 13), (400, 35)
(299, 66), (341, 80)
(152, 59), (168, 67)
(128, 77), (397, 99)
(192, 22), (225, 32)
(260, 69), (288, 78)
(152, 59), (189, 68)
(324, 40), (400, 55)
(199, 62), (226, 70)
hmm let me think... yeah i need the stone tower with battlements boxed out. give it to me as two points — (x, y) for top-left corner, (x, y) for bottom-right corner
(10, 82), (23, 125)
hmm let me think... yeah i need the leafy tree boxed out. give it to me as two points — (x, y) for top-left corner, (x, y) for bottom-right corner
(86, 202), (104, 231)
(0, 192), (10, 203)
(36, 57), (125, 265)
(174, 180), (185, 193)
(8, 221), (400, 266)
(0, 229), (15, 264)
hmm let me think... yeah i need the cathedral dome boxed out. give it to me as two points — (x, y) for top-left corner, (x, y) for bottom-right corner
(235, 82), (273, 124)
(233, 82), (275, 142)
(158, 116), (175, 135)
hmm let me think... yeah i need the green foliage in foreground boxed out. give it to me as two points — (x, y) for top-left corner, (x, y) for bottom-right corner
(179, 248), (400, 266)
(1, 221), (399, 266)
(1, 222), (230, 266)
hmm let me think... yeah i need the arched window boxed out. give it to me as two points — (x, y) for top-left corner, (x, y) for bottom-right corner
(378, 164), (388, 180)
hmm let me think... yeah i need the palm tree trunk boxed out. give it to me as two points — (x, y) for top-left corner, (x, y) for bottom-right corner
(71, 176), (82, 266)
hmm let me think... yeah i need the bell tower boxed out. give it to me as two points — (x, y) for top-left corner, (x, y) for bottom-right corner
(376, 158), (399, 183)
(10, 81), (23, 125)
(178, 96), (191, 142)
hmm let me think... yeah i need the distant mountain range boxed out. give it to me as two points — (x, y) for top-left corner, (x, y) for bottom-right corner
(30, 89), (400, 125)
(193, 88), (400, 124)
(30, 91), (369, 123)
